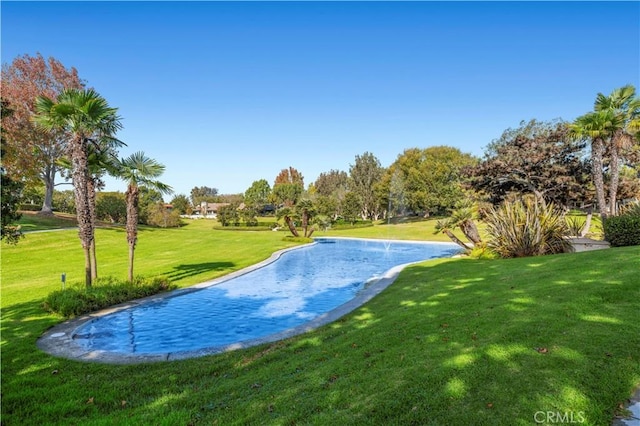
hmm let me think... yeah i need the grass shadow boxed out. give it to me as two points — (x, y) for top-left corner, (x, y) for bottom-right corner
(166, 261), (236, 281)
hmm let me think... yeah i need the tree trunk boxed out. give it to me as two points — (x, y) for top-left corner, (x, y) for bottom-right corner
(88, 177), (98, 280)
(39, 163), (55, 216)
(128, 243), (135, 283)
(580, 207), (593, 237)
(71, 136), (94, 287)
(591, 138), (608, 219)
(460, 219), (482, 244)
(608, 134), (621, 216)
(284, 215), (299, 237)
(443, 229), (472, 251)
(126, 185), (139, 282)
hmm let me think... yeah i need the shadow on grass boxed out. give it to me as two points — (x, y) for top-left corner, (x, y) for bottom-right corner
(165, 261), (236, 281)
(1, 247), (638, 425)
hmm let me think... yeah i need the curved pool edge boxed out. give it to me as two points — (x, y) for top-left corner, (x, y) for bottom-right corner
(37, 238), (459, 364)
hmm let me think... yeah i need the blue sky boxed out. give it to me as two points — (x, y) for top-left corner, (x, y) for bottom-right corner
(2, 1), (639, 197)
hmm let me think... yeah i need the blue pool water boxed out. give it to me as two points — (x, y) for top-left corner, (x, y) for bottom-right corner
(73, 238), (459, 355)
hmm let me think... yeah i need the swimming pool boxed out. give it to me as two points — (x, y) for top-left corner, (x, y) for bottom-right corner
(38, 238), (459, 362)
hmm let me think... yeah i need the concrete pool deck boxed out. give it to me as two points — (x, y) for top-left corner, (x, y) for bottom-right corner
(37, 239), (430, 364)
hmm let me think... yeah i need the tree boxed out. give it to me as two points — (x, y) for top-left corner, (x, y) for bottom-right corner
(147, 202), (181, 228)
(272, 167), (304, 207)
(435, 198), (482, 251)
(34, 88), (122, 287)
(244, 179), (271, 209)
(467, 119), (590, 208)
(593, 85), (640, 215)
(341, 192), (362, 225)
(217, 203), (240, 227)
(190, 186), (218, 206)
(1, 53), (84, 214)
(169, 194), (191, 214)
(314, 169), (348, 197)
(116, 152), (172, 282)
(379, 146), (477, 217)
(348, 152), (384, 220)
(570, 110), (616, 218)
(96, 192), (126, 223)
(1, 100), (24, 244)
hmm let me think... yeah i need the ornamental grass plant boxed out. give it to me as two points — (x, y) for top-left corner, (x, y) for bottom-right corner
(484, 198), (572, 258)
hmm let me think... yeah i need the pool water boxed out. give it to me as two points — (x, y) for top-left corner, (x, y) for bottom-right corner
(73, 238), (459, 355)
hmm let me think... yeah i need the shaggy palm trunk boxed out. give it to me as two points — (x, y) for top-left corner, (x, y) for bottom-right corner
(71, 136), (94, 287)
(88, 177), (98, 280)
(460, 220), (482, 244)
(591, 138), (608, 219)
(284, 215), (299, 237)
(443, 229), (472, 251)
(608, 134), (621, 216)
(126, 184), (139, 282)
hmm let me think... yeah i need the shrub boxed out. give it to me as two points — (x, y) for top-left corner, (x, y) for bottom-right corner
(604, 214), (640, 247)
(43, 276), (176, 318)
(485, 198), (572, 258)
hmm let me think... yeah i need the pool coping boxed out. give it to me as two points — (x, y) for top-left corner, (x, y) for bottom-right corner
(37, 237), (459, 364)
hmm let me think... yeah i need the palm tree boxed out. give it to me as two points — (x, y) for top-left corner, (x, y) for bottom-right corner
(570, 110), (617, 219)
(34, 89), (122, 287)
(116, 152), (172, 282)
(435, 198), (482, 251)
(594, 85), (640, 215)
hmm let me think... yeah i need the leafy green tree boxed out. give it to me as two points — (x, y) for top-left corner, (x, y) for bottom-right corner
(379, 146), (477, 217)
(52, 189), (75, 214)
(244, 179), (271, 210)
(96, 192), (126, 223)
(190, 186), (218, 206)
(240, 205), (259, 226)
(217, 203), (240, 227)
(467, 120), (590, 208)
(34, 88), (122, 287)
(169, 194), (191, 214)
(116, 152), (172, 282)
(314, 169), (348, 197)
(341, 191), (362, 225)
(348, 152), (384, 220)
(1, 100), (23, 244)
(147, 202), (182, 228)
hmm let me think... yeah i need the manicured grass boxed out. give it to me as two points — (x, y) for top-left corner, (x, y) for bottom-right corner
(1, 217), (638, 425)
(16, 210), (79, 232)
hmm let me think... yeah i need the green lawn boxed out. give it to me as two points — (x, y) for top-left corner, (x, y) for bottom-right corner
(1, 217), (638, 425)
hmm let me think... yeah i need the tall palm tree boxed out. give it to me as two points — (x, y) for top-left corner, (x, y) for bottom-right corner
(570, 110), (618, 219)
(34, 89), (122, 286)
(116, 152), (172, 282)
(594, 85), (640, 215)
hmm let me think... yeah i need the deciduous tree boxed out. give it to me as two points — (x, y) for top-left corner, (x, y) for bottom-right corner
(348, 152), (384, 220)
(1, 53), (84, 214)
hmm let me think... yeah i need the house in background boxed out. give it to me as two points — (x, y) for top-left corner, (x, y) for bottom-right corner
(191, 201), (230, 218)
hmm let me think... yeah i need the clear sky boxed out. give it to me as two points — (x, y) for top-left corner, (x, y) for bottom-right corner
(2, 1), (639, 197)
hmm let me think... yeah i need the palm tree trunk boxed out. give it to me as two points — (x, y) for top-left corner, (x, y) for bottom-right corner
(88, 176), (98, 280)
(71, 136), (94, 287)
(126, 185), (139, 282)
(443, 229), (472, 251)
(608, 134), (621, 216)
(460, 220), (482, 244)
(591, 138), (608, 219)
